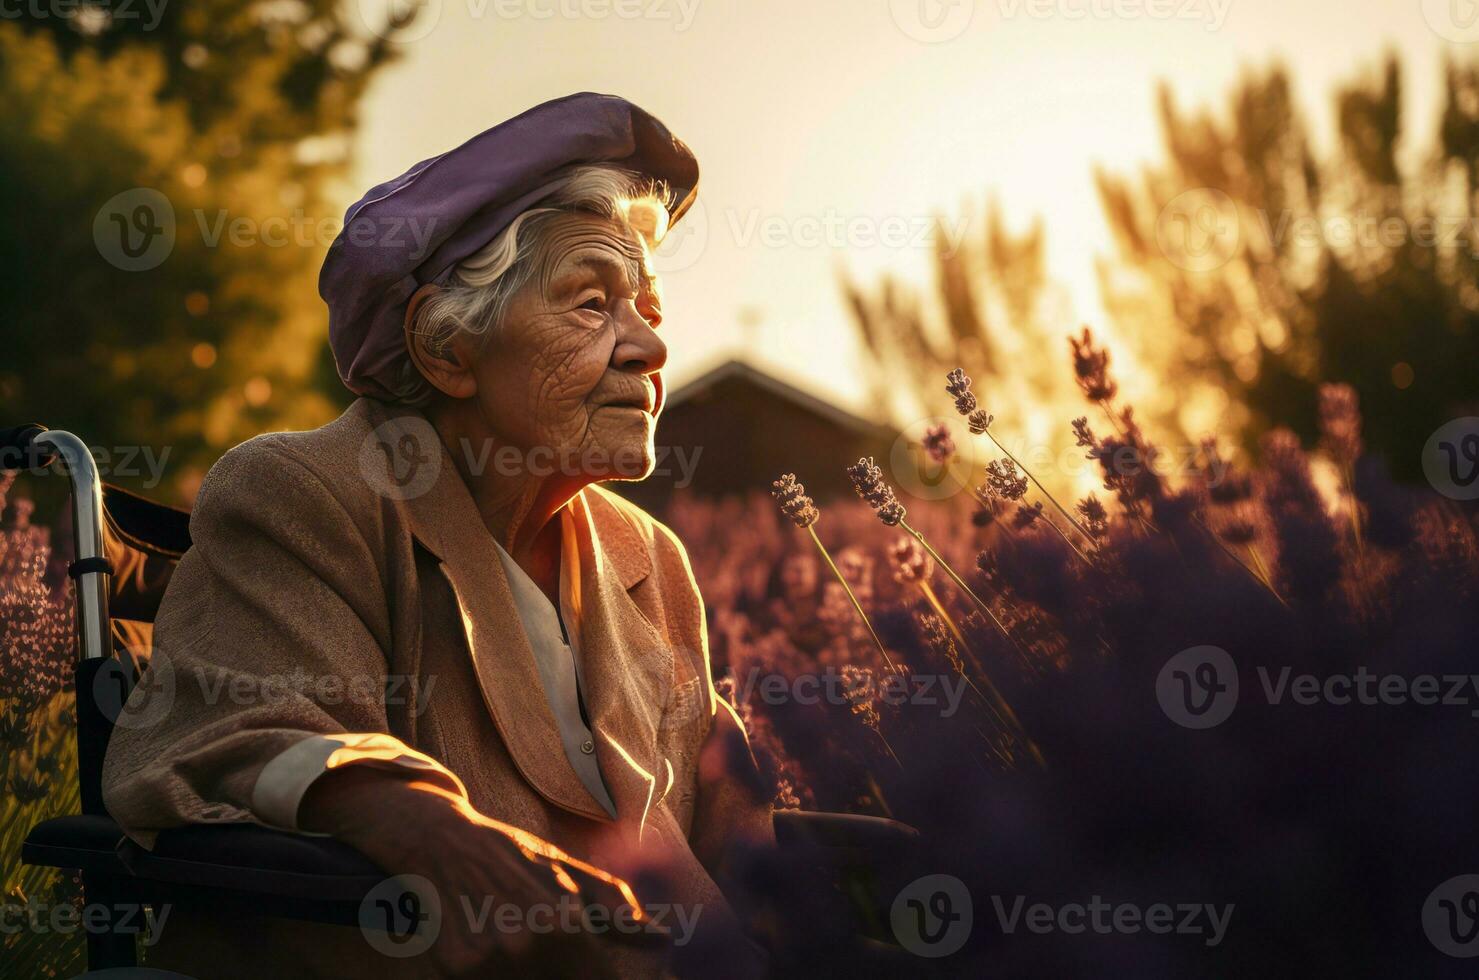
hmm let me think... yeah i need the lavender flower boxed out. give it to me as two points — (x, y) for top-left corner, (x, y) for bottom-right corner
(890, 535), (933, 584)
(1318, 383), (1363, 468)
(840, 664), (881, 729)
(983, 458), (1029, 502)
(1072, 416), (1097, 450)
(847, 457), (906, 526)
(919, 612), (964, 676)
(1076, 495), (1109, 540)
(1069, 326), (1118, 403)
(771, 473), (819, 528)
(945, 368), (978, 416)
(921, 423), (956, 464)
(1013, 501), (1045, 529)
(1202, 439), (1252, 505)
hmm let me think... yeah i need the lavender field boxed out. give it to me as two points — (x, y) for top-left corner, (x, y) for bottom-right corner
(3, 335), (1478, 976)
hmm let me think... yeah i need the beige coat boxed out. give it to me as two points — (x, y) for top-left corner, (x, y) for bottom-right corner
(101, 397), (772, 978)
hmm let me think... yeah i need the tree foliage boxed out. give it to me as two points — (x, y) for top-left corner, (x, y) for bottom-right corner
(0, 1), (422, 499)
(1097, 57), (1479, 478)
(846, 56), (1479, 483)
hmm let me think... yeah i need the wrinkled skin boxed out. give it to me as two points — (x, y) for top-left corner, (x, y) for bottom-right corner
(404, 212), (670, 572)
(469, 213), (667, 482)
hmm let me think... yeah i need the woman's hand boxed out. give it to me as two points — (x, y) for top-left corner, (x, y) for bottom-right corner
(299, 766), (649, 977)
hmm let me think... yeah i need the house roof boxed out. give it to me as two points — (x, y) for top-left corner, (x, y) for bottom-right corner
(665, 358), (896, 441)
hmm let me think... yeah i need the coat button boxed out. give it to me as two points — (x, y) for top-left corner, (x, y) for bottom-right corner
(580, 738), (595, 755)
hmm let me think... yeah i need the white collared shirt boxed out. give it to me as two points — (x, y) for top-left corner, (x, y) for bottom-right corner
(490, 539), (618, 819)
(252, 532), (618, 829)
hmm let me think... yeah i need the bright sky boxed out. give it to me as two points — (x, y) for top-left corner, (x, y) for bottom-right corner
(350, 0), (1456, 420)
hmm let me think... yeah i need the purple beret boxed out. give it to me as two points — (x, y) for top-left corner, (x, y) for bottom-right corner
(320, 92), (699, 400)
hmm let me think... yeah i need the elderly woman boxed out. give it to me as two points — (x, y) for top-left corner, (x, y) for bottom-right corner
(101, 94), (773, 978)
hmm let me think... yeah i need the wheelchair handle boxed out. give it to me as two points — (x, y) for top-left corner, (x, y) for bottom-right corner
(0, 422), (58, 470)
(3, 426), (114, 661)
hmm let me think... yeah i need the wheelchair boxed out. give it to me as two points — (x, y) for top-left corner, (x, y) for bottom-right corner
(1, 423), (921, 977)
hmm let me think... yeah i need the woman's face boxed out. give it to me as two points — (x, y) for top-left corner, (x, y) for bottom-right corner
(468, 212), (667, 484)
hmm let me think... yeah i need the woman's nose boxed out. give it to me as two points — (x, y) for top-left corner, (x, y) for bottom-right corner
(611, 299), (667, 375)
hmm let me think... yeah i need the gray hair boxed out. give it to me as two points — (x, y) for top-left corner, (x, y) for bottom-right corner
(392, 164), (672, 405)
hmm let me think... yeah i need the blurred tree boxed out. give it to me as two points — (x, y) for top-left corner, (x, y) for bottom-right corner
(1096, 57), (1479, 478)
(842, 201), (1083, 492)
(0, 0), (423, 502)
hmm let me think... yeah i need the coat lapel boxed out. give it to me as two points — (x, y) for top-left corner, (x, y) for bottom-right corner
(363, 402), (675, 830)
(563, 489), (673, 838)
(371, 407), (609, 822)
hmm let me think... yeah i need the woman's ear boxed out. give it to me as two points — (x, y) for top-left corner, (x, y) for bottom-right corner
(403, 284), (478, 399)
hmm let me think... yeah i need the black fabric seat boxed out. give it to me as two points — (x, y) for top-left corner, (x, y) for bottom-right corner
(21, 814), (130, 876)
(24, 816), (390, 929)
(123, 823), (385, 903)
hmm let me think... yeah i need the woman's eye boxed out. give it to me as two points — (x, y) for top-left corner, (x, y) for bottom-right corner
(578, 296), (605, 312)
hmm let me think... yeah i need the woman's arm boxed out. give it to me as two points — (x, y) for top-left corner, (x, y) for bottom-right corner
(101, 436), (462, 835)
